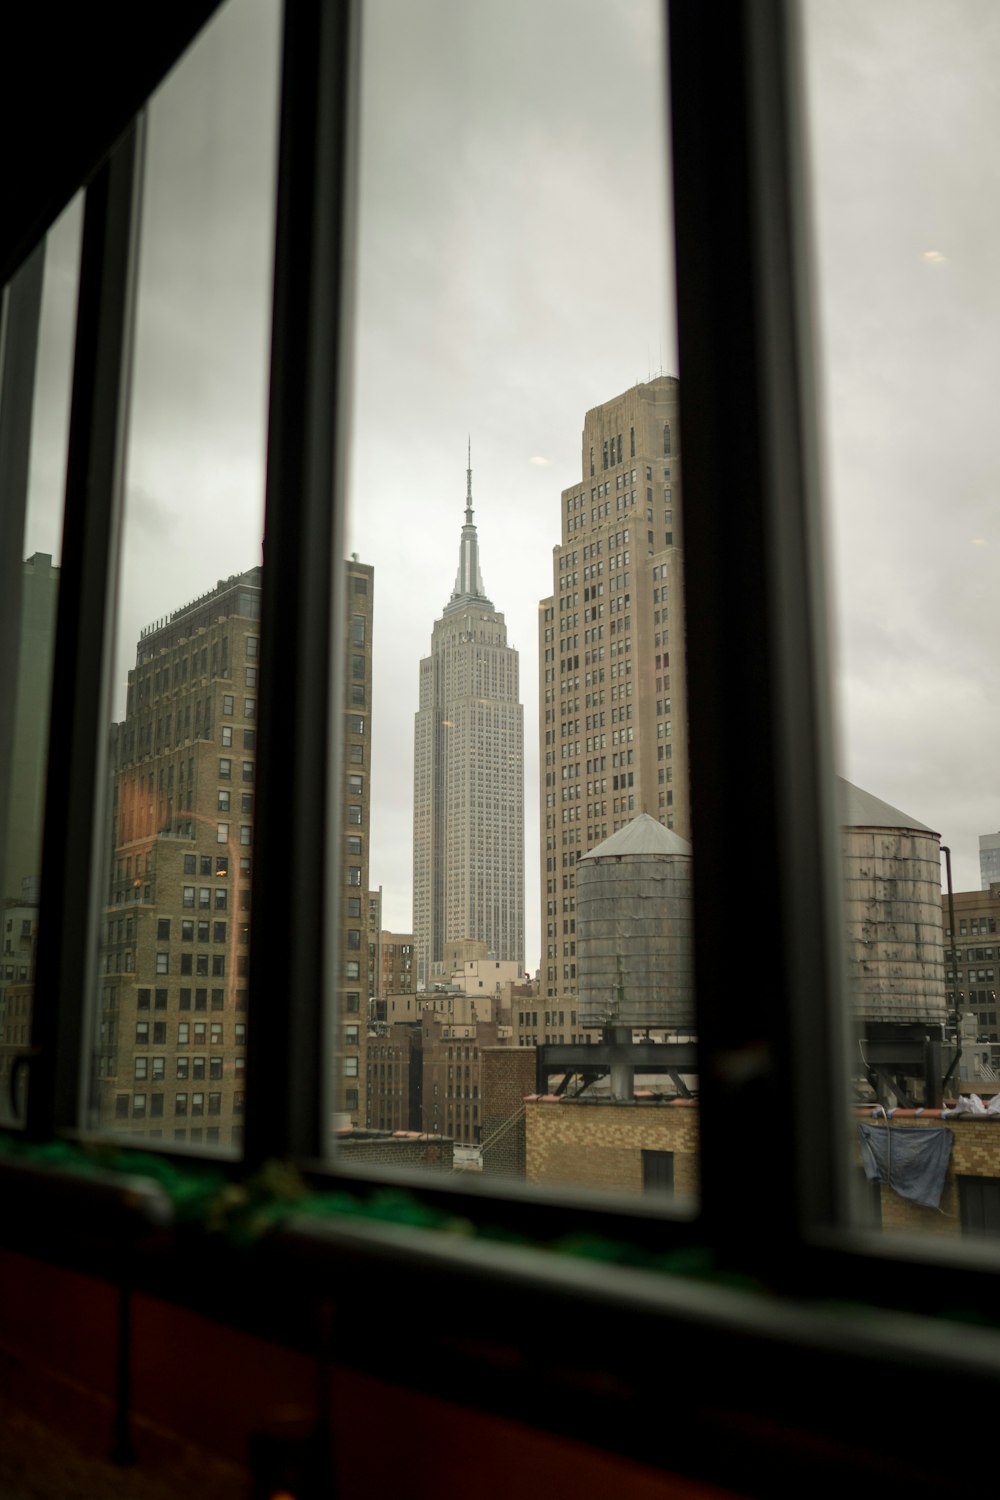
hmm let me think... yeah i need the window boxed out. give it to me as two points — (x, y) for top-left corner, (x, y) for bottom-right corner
(157, 918), (170, 941)
(217, 823), (229, 843)
(178, 1024), (189, 1046)
(243, 697), (255, 718)
(221, 726), (233, 747)
(222, 695), (234, 715)
(5, 10), (989, 1486)
(218, 790), (230, 812)
(219, 758), (231, 779)
(155, 953), (168, 975)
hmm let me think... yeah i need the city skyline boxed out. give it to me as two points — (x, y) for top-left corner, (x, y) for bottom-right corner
(15, 0), (1000, 982)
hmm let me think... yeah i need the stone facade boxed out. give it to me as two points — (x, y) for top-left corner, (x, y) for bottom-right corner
(540, 376), (688, 1001)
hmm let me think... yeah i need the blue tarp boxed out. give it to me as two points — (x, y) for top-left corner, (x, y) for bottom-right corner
(858, 1123), (953, 1209)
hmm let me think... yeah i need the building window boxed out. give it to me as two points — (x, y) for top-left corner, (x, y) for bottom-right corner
(221, 725), (233, 747)
(218, 790), (231, 812)
(219, 758), (231, 779)
(155, 953), (168, 975)
(157, 918), (170, 941)
(217, 823), (229, 843)
(222, 695), (234, 715)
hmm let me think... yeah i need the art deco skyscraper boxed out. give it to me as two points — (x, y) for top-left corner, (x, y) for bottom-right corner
(539, 376), (689, 1000)
(413, 454), (524, 988)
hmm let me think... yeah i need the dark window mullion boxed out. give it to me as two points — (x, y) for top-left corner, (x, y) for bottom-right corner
(244, 0), (360, 1166)
(29, 120), (145, 1140)
(669, 0), (843, 1251)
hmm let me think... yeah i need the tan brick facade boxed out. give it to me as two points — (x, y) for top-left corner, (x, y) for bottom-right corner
(525, 1097), (698, 1199)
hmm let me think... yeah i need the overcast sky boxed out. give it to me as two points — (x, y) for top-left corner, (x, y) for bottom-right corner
(21, 0), (1000, 972)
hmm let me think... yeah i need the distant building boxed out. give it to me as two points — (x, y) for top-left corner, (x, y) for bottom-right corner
(944, 884), (1000, 1044)
(980, 833), (1000, 889)
(1, 552), (58, 903)
(413, 450), (524, 988)
(367, 888), (382, 1006)
(93, 568), (263, 1142)
(379, 930), (415, 999)
(92, 558), (373, 1141)
(539, 377), (688, 1000)
(339, 558), (374, 1125)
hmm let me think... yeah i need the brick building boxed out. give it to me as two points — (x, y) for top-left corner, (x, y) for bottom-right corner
(944, 885), (1000, 1043)
(93, 569), (263, 1143)
(93, 558), (373, 1142)
(379, 930), (415, 999)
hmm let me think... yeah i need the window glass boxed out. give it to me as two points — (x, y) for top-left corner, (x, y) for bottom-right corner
(333, 0), (693, 1199)
(86, 0), (279, 1149)
(802, 0), (1000, 1233)
(0, 193), (82, 1126)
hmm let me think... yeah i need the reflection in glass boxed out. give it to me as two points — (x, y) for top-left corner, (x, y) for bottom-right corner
(0, 195), (82, 1125)
(336, 0), (694, 1201)
(87, 0), (280, 1150)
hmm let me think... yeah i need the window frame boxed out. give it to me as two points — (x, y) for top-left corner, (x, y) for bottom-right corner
(4, 0), (993, 1455)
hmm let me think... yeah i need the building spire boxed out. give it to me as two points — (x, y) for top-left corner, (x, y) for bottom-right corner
(446, 441), (493, 612)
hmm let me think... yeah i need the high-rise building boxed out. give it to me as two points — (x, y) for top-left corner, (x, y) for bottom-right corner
(94, 568), (263, 1142)
(539, 376), (688, 1000)
(94, 558), (373, 1140)
(413, 454), (524, 988)
(339, 558), (374, 1125)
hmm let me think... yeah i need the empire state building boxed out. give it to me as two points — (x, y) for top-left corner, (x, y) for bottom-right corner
(413, 452), (524, 988)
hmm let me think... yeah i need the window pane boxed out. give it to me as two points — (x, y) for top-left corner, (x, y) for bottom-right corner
(332, 0), (694, 1203)
(87, 0), (280, 1150)
(0, 193), (82, 1126)
(802, 1), (1000, 1234)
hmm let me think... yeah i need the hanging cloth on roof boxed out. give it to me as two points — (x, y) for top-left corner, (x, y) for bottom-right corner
(858, 1123), (953, 1209)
